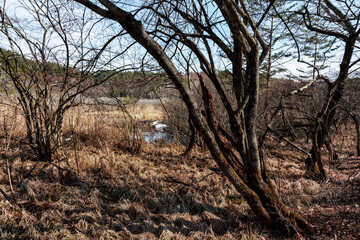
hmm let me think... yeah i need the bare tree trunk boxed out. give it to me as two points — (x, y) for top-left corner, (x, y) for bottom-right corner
(181, 117), (197, 157)
(325, 138), (338, 162)
(74, 0), (314, 236)
(306, 33), (357, 179)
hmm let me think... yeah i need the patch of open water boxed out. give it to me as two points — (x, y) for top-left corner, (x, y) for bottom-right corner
(142, 120), (174, 144)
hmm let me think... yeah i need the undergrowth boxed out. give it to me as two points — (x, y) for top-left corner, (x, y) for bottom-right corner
(0, 103), (358, 239)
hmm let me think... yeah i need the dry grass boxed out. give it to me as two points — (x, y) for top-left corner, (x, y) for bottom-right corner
(131, 99), (165, 121)
(264, 133), (360, 240)
(0, 101), (359, 239)
(0, 145), (266, 239)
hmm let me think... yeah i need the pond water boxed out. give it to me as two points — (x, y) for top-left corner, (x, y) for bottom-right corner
(142, 120), (174, 144)
(142, 131), (173, 143)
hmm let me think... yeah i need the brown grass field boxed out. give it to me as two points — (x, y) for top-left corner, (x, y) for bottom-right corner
(0, 100), (359, 239)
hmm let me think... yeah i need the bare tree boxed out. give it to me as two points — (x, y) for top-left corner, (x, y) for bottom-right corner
(73, 0), (314, 236)
(0, 0), (133, 161)
(294, 0), (360, 179)
(258, 1), (360, 180)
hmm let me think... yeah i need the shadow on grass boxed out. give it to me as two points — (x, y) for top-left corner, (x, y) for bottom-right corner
(0, 150), (262, 239)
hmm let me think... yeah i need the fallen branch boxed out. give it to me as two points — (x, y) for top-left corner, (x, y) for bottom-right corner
(268, 125), (311, 158)
(0, 187), (20, 208)
(165, 176), (202, 192)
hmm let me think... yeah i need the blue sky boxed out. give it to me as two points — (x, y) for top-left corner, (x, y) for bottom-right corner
(1, 0), (359, 81)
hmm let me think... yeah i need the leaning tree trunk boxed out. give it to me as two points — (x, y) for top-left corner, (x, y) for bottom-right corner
(126, 14), (312, 237)
(74, 0), (314, 236)
(181, 117), (197, 157)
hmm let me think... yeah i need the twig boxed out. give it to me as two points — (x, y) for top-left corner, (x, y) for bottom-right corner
(0, 187), (20, 208)
(6, 158), (15, 201)
(165, 176), (202, 192)
(268, 125), (311, 158)
(193, 173), (215, 184)
(3, 103), (18, 204)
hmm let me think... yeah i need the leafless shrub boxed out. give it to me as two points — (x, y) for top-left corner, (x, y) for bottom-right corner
(0, 0), (133, 161)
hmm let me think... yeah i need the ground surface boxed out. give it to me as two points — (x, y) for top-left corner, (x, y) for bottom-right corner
(0, 103), (359, 239)
(266, 137), (360, 240)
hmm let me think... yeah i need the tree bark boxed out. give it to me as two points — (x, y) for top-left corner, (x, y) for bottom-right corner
(306, 33), (357, 179)
(181, 117), (197, 157)
(74, 0), (314, 236)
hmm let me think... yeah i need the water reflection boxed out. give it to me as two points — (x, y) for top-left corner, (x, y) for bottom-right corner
(142, 131), (173, 143)
(142, 120), (173, 143)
